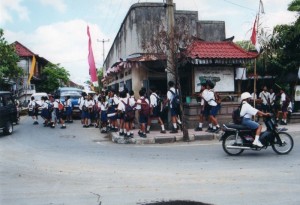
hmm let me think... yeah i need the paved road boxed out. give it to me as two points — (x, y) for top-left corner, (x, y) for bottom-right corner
(1, 117), (300, 205)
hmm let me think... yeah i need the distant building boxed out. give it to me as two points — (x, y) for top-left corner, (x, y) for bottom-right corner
(13, 41), (50, 102)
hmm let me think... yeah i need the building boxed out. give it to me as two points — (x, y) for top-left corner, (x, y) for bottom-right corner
(103, 2), (257, 126)
(13, 41), (50, 103)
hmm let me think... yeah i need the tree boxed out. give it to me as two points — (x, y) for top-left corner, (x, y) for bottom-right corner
(141, 12), (193, 141)
(97, 68), (104, 91)
(0, 29), (23, 89)
(36, 63), (70, 93)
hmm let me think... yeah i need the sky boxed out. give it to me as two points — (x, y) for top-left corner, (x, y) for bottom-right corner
(0, 0), (297, 85)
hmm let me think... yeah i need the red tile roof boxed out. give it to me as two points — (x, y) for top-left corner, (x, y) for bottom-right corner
(184, 40), (258, 59)
(13, 41), (35, 57)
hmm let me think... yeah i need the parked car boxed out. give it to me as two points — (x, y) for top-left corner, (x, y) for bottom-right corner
(0, 91), (18, 135)
(54, 87), (83, 118)
(31, 92), (48, 114)
(31, 92), (48, 106)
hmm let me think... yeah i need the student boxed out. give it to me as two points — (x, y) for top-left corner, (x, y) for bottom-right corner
(240, 92), (270, 147)
(40, 96), (49, 126)
(118, 90), (135, 138)
(148, 88), (166, 133)
(83, 94), (95, 128)
(117, 90), (127, 136)
(136, 89), (150, 138)
(78, 92), (87, 125)
(64, 96), (73, 123)
(129, 90), (137, 133)
(166, 81), (181, 133)
(99, 96), (108, 133)
(201, 80), (220, 133)
(107, 90), (119, 132)
(50, 96), (66, 129)
(194, 81), (207, 131)
(28, 96), (38, 125)
(276, 88), (289, 125)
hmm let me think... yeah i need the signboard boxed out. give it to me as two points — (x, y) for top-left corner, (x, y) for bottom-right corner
(194, 67), (234, 92)
(295, 85), (300, 101)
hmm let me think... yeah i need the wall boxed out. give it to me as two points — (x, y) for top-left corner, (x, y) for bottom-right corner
(104, 2), (226, 82)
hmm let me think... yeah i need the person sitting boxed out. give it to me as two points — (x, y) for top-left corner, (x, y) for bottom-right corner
(240, 92), (270, 147)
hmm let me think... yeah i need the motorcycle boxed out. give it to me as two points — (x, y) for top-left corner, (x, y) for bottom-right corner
(220, 115), (294, 156)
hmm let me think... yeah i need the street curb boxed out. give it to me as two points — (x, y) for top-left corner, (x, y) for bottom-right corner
(110, 131), (218, 144)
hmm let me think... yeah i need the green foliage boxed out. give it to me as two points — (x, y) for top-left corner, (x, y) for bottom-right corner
(0, 28), (23, 88)
(36, 63), (70, 93)
(97, 68), (104, 90)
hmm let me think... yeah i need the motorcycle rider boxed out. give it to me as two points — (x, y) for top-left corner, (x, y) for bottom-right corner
(240, 92), (270, 147)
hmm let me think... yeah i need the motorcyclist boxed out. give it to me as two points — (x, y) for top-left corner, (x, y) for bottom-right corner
(240, 92), (270, 147)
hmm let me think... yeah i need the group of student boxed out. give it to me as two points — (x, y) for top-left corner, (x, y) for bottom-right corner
(28, 95), (68, 128)
(194, 80), (222, 133)
(77, 80), (182, 139)
(251, 86), (292, 125)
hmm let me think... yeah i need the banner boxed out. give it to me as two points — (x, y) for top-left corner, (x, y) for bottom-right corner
(87, 26), (98, 83)
(27, 55), (36, 85)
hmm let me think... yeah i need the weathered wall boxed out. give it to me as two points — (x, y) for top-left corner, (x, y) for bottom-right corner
(104, 2), (226, 70)
(197, 21), (226, 41)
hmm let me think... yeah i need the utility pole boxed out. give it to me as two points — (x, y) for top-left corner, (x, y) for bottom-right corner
(166, 0), (175, 83)
(97, 39), (109, 66)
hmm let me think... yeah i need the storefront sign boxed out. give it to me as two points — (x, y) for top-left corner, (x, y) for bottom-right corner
(194, 67), (234, 92)
(295, 85), (300, 101)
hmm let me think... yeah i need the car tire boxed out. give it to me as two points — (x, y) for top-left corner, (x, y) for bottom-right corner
(4, 121), (13, 135)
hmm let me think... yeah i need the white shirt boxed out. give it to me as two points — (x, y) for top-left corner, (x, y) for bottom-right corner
(53, 99), (59, 109)
(167, 87), (179, 108)
(202, 89), (217, 106)
(269, 92), (276, 105)
(65, 99), (72, 107)
(259, 91), (270, 105)
(99, 101), (108, 111)
(117, 97), (128, 112)
(240, 101), (258, 119)
(78, 97), (85, 110)
(85, 99), (95, 109)
(150, 93), (159, 107)
(280, 93), (286, 105)
(41, 100), (48, 109)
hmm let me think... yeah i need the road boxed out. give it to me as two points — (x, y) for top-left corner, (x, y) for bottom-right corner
(1, 117), (300, 205)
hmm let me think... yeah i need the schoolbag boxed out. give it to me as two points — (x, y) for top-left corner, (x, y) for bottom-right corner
(58, 101), (64, 111)
(121, 98), (135, 121)
(169, 89), (180, 109)
(151, 93), (162, 111)
(140, 98), (151, 116)
(47, 102), (53, 112)
(232, 103), (244, 124)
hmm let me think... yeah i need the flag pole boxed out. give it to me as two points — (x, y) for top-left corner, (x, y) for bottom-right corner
(253, 0), (262, 108)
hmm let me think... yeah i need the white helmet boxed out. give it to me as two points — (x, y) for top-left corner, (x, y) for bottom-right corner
(241, 92), (252, 101)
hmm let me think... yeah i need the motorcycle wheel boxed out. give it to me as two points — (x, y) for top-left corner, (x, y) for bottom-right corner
(222, 134), (244, 156)
(272, 132), (294, 155)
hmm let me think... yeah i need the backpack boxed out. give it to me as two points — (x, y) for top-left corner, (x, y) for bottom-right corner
(47, 102), (53, 112)
(58, 101), (64, 111)
(121, 99), (135, 121)
(140, 98), (151, 116)
(151, 93), (162, 111)
(214, 92), (222, 104)
(169, 89), (180, 109)
(232, 103), (244, 124)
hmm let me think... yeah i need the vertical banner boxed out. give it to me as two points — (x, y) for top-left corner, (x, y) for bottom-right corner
(27, 55), (36, 85)
(87, 26), (98, 83)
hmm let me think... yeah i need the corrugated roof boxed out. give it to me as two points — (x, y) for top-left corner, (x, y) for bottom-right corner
(184, 40), (258, 59)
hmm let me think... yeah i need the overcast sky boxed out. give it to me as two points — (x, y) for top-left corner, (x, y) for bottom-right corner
(0, 0), (297, 85)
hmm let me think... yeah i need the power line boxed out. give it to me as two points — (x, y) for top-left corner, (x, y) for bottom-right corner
(223, 0), (256, 12)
